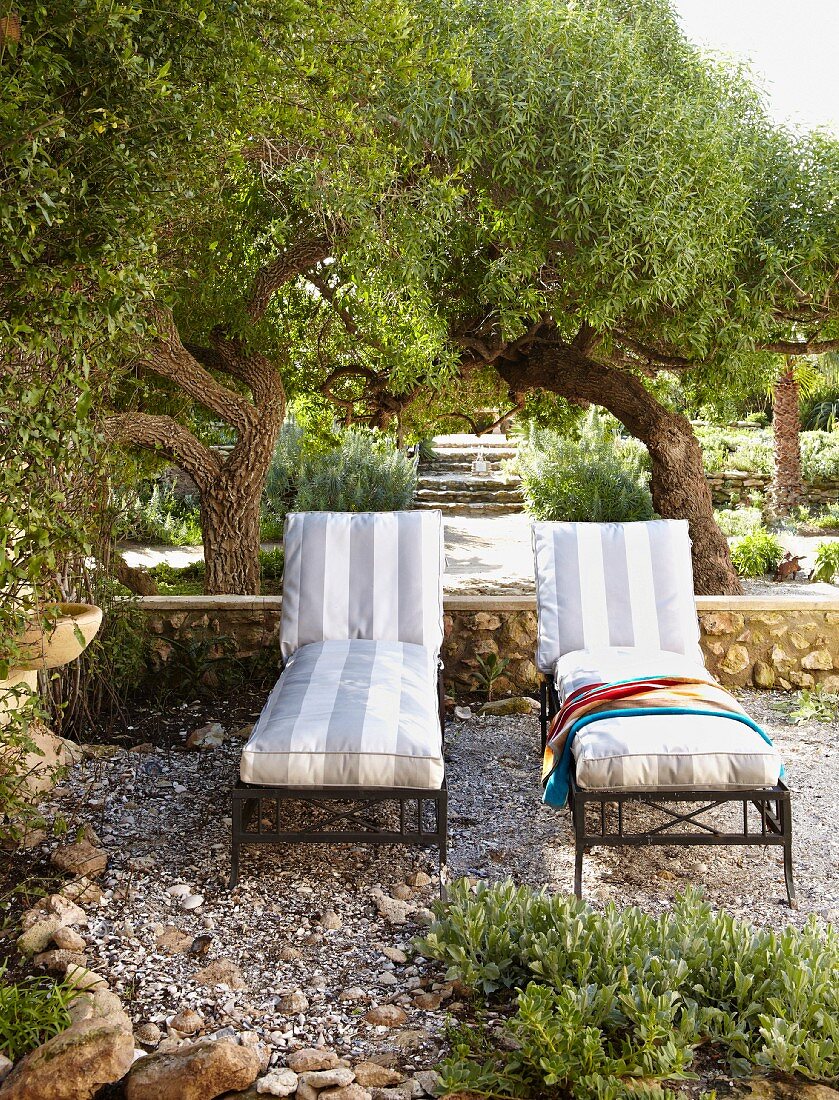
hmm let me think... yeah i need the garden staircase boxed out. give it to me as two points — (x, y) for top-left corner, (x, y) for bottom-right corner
(414, 434), (524, 516)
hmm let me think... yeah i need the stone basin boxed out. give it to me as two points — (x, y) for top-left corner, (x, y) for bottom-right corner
(16, 602), (103, 670)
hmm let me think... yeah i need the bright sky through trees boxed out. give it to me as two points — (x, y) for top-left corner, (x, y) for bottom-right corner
(673, 0), (839, 135)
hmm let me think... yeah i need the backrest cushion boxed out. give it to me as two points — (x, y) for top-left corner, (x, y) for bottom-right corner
(532, 520), (703, 672)
(280, 510), (445, 660)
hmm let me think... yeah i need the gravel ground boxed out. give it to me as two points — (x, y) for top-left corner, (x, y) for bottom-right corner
(4, 689), (837, 1070)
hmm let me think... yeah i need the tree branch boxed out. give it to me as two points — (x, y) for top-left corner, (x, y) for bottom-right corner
(760, 337), (839, 355)
(105, 412), (221, 491)
(141, 306), (255, 432)
(247, 233), (337, 322)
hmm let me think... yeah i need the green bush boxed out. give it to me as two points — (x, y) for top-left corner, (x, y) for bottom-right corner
(294, 429), (417, 512)
(800, 431), (839, 483)
(0, 963), (75, 1062)
(696, 426), (774, 477)
(713, 507), (763, 538)
(810, 541), (839, 583)
(117, 482), (202, 546)
(730, 528), (784, 577)
(517, 413), (654, 523)
(789, 686), (839, 724)
(804, 401), (839, 431)
(418, 881), (839, 1097)
(697, 426), (839, 484)
(261, 418), (306, 534)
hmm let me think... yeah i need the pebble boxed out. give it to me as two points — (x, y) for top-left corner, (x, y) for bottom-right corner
(364, 1005), (407, 1027)
(166, 884), (191, 898)
(380, 946), (408, 964)
(135, 1022), (162, 1045)
(52, 926), (86, 952)
(170, 1008), (203, 1035)
(180, 894), (204, 911)
(278, 990), (309, 1014)
(353, 1063), (405, 1088)
(406, 871), (432, 889)
(320, 910), (343, 931)
(320, 1084), (371, 1100)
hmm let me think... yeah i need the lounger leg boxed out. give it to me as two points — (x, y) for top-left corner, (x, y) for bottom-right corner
(438, 787), (448, 902)
(781, 796), (797, 909)
(539, 680), (548, 754)
(572, 789), (585, 899)
(230, 796), (241, 889)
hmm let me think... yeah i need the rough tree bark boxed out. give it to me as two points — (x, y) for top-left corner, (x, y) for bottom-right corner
(494, 338), (743, 595)
(105, 233), (334, 594)
(771, 359), (804, 516)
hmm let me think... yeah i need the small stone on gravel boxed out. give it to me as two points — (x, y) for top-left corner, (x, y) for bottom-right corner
(364, 1006), (407, 1027)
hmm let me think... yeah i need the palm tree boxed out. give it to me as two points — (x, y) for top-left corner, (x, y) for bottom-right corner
(771, 357), (804, 515)
(770, 354), (839, 516)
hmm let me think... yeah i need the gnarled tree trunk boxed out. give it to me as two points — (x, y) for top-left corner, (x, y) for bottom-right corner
(771, 360), (803, 516)
(497, 342), (742, 594)
(105, 233), (334, 595)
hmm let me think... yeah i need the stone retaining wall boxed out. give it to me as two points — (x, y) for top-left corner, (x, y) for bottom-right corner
(136, 595), (839, 696)
(707, 472), (839, 507)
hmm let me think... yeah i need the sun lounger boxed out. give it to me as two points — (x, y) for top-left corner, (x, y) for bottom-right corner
(231, 510), (447, 887)
(533, 519), (794, 905)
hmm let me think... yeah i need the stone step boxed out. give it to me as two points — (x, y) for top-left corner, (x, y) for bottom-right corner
(425, 446), (517, 462)
(414, 499), (525, 516)
(415, 490), (525, 506)
(420, 456), (511, 470)
(416, 474), (521, 492)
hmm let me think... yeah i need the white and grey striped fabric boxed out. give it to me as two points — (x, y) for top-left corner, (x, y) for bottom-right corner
(572, 712), (783, 791)
(532, 520), (703, 674)
(280, 511), (445, 662)
(554, 646), (712, 701)
(239, 640), (444, 789)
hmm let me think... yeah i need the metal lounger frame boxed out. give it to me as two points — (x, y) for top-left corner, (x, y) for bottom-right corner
(230, 673), (448, 889)
(540, 678), (796, 907)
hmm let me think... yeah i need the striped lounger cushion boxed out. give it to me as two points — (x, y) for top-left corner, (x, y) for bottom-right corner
(556, 647), (783, 791)
(280, 510), (445, 662)
(240, 640), (444, 789)
(532, 519), (703, 673)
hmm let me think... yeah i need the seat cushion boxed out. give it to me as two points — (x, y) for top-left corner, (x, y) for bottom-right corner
(572, 712), (784, 791)
(240, 640), (444, 789)
(555, 647), (783, 791)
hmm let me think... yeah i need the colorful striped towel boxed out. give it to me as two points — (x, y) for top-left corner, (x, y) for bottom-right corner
(542, 675), (778, 808)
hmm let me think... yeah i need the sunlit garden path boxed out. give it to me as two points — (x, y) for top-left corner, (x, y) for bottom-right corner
(120, 516), (839, 596)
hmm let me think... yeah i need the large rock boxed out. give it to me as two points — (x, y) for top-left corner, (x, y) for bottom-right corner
(21, 894), (86, 931)
(51, 840), (108, 878)
(0, 989), (133, 1100)
(801, 648), (834, 671)
(741, 1079), (839, 1100)
(125, 1040), (260, 1100)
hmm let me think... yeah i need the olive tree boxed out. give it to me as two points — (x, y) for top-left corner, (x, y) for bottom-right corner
(355, 0), (839, 592)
